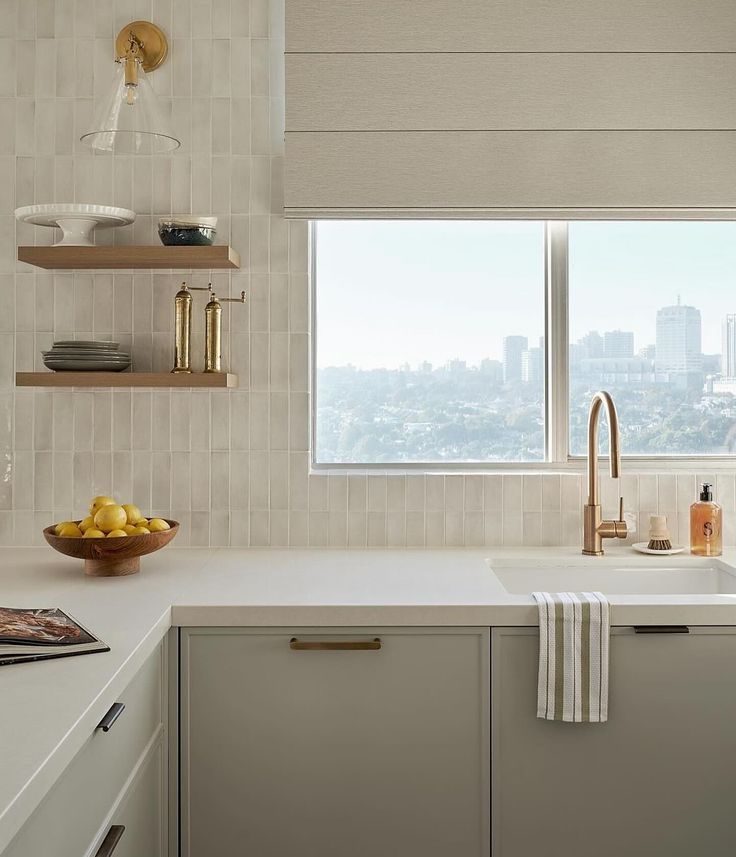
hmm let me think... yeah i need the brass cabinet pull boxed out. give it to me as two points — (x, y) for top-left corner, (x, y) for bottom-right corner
(95, 825), (125, 857)
(289, 637), (382, 651)
(633, 625), (690, 634)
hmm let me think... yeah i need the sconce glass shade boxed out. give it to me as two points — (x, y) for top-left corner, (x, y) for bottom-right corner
(80, 59), (180, 154)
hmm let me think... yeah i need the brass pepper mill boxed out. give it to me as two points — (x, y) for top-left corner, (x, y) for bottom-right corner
(171, 281), (212, 373)
(204, 290), (247, 373)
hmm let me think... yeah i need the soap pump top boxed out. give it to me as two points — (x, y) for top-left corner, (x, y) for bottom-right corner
(700, 482), (714, 501)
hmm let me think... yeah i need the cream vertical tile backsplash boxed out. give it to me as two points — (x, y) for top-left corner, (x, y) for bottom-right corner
(0, 0), (728, 547)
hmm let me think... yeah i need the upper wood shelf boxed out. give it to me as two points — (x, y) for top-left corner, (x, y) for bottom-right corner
(17, 245), (241, 270)
(16, 372), (238, 388)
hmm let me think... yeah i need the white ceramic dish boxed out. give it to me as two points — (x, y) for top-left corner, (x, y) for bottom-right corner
(15, 204), (136, 246)
(632, 542), (686, 556)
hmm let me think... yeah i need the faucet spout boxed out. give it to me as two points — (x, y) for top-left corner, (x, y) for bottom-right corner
(583, 390), (627, 555)
(587, 390), (621, 506)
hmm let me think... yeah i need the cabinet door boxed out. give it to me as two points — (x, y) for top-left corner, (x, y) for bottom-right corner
(492, 627), (736, 857)
(180, 627), (489, 857)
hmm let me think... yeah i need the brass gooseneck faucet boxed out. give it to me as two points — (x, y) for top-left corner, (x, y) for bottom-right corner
(583, 391), (628, 555)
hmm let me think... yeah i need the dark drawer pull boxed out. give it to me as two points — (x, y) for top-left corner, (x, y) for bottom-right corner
(633, 625), (690, 634)
(97, 702), (125, 732)
(290, 637), (382, 651)
(95, 825), (125, 857)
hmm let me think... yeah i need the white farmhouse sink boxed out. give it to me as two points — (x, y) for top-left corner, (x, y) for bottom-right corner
(486, 558), (736, 595)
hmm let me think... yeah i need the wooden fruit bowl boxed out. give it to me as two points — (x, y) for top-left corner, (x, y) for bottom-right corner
(43, 520), (179, 577)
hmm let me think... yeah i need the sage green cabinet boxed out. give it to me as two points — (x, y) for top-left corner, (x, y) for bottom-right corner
(492, 627), (736, 857)
(103, 739), (165, 857)
(180, 627), (490, 857)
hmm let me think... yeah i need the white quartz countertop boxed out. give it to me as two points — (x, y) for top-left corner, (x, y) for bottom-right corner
(3, 544), (736, 852)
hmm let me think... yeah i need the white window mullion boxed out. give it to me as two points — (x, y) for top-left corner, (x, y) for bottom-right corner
(545, 221), (570, 463)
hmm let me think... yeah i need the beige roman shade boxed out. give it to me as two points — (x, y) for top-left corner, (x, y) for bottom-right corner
(284, 0), (736, 218)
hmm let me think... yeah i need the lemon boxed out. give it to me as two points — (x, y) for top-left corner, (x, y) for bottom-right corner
(79, 516), (96, 533)
(129, 525), (151, 536)
(123, 524), (138, 535)
(122, 503), (143, 526)
(147, 518), (170, 532)
(94, 504), (127, 533)
(83, 528), (106, 539)
(58, 523), (83, 538)
(106, 529), (128, 538)
(54, 521), (74, 535)
(89, 495), (116, 516)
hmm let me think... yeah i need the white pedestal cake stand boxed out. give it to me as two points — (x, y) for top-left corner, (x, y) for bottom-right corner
(14, 204), (136, 246)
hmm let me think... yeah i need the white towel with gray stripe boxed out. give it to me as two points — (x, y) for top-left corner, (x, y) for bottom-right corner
(532, 591), (610, 723)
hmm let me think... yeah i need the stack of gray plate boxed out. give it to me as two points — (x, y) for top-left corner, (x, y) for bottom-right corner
(42, 341), (131, 372)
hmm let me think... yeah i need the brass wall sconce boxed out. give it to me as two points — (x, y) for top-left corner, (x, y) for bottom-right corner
(81, 20), (180, 154)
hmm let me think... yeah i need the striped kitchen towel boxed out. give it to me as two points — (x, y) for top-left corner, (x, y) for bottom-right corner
(532, 591), (610, 723)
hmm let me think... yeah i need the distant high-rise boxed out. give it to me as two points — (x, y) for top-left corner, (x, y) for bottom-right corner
(480, 358), (503, 383)
(579, 331), (604, 360)
(521, 347), (543, 384)
(723, 315), (736, 379)
(503, 336), (528, 384)
(445, 359), (466, 373)
(604, 330), (634, 358)
(655, 301), (702, 375)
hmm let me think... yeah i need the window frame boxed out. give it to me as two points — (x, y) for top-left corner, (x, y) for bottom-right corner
(310, 220), (736, 472)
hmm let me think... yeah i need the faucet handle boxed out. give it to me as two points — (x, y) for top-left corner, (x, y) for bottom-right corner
(614, 496), (628, 539)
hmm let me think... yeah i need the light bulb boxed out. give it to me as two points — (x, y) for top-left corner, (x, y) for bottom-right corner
(123, 83), (138, 106)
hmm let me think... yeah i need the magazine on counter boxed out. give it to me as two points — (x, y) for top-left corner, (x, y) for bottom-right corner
(0, 607), (109, 666)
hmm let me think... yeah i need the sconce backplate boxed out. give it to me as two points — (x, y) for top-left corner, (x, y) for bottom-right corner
(115, 20), (169, 72)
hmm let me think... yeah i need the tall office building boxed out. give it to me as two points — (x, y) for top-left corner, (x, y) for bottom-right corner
(521, 346), (543, 384)
(604, 330), (634, 358)
(723, 315), (736, 379)
(655, 301), (702, 375)
(579, 331), (604, 359)
(445, 359), (466, 373)
(480, 358), (503, 383)
(502, 336), (528, 384)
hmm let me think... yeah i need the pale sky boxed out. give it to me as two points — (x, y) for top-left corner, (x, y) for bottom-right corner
(316, 220), (736, 369)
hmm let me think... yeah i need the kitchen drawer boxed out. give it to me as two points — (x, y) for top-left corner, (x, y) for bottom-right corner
(91, 738), (164, 857)
(3, 642), (164, 857)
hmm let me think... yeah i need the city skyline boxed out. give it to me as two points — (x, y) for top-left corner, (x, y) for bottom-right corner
(324, 301), (732, 383)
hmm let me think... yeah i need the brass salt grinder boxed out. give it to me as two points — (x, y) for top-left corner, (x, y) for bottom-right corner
(204, 290), (247, 372)
(171, 281), (213, 374)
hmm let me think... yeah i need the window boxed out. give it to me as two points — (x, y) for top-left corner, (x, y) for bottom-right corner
(314, 221), (546, 463)
(314, 220), (736, 466)
(569, 222), (736, 456)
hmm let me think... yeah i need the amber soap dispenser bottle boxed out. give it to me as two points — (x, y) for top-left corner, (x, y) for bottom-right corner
(690, 482), (722, 557)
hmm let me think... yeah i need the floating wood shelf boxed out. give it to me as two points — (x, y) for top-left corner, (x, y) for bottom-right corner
(17, 245), (240, 270)
(16, 372), (238, 388)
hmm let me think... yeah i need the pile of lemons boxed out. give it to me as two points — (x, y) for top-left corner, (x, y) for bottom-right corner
(54, 496), (172, 539)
